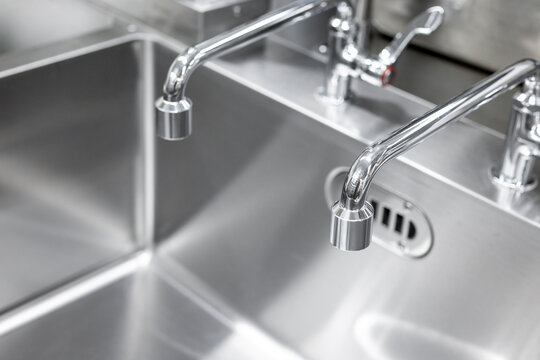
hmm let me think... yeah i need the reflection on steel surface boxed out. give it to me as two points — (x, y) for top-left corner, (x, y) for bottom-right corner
(0, 251), (150, 337)
(354, 313), (506, 360)
(0, 33), (153, 312)
(1, 13), (540, 360)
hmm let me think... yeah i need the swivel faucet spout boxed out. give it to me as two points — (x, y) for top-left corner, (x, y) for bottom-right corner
(162, 0), (344, 102)
(331, 59), (540, 251)
(155, 0), (345, 140)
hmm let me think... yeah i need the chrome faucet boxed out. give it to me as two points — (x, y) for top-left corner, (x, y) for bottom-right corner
(321, 3), (443, 103)
(330, 59), (540, 251)
(155, 0), (444, 140)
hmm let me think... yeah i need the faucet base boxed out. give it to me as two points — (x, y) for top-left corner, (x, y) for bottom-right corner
(491, 167), (538, 192)
(315, 86), (347, 106)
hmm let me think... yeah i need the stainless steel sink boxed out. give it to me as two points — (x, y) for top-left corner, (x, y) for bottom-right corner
(0, 22), (539, 360)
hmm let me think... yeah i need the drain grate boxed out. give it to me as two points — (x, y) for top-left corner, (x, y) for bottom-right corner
(325, 167), (433, 259)
(371, 200), (418, 241)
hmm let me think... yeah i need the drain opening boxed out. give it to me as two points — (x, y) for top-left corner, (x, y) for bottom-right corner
(395, 213), (404, 233)
(407, 222), (417, 240)
(370, 202), (417, 241)
(372, 200), (379, 219)
(382, 207), (391, 226)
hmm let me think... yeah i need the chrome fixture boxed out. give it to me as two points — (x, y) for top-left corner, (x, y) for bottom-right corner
(331, 59), (540, 251)
(155, 0), (343, 140)
(321, 4), (444, 103)
(493, 76), (540, 190)
(325, 167), (433, 258)
(155, 0), (444, 140)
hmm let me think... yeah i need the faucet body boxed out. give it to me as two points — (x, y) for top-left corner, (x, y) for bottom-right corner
(321, 4), (443, 103)
(331, 59), (540, 251)
(493, 77), (540, 190)
(156, 0), (443, 140)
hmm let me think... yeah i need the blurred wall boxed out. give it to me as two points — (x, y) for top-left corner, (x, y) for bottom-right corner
(373, 0), (540, 71)
(0, 0), (112, 56)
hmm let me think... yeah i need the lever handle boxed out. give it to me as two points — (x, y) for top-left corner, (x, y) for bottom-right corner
(378, 6), (444, 66)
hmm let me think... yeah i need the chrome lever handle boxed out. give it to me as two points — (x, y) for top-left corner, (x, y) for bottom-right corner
(378, 6), (444, 66)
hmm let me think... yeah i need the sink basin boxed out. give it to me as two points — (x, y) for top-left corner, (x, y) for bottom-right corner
(0, 26), (539, 360)
(0, 32), (151, 311)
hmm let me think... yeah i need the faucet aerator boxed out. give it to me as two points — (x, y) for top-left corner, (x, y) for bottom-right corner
(330, 201), (374, 251)
(155, 97), (193, 141)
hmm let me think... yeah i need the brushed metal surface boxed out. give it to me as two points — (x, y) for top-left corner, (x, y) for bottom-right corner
(153, 58), (540, 360)
(373, 0), (540, 71)
(152, 36), (540, 359)
(0, 34), (155, 312)
(0, 36), (538, 358)
(0, 263), (305, 360)
(0, 13), (539, 359)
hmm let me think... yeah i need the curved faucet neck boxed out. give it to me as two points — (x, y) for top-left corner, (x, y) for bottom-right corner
(340, 59), (540, 211)
(163, 47), (201, 101)
(161, 0), (349, 101)
(340, 144), (386, 209)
